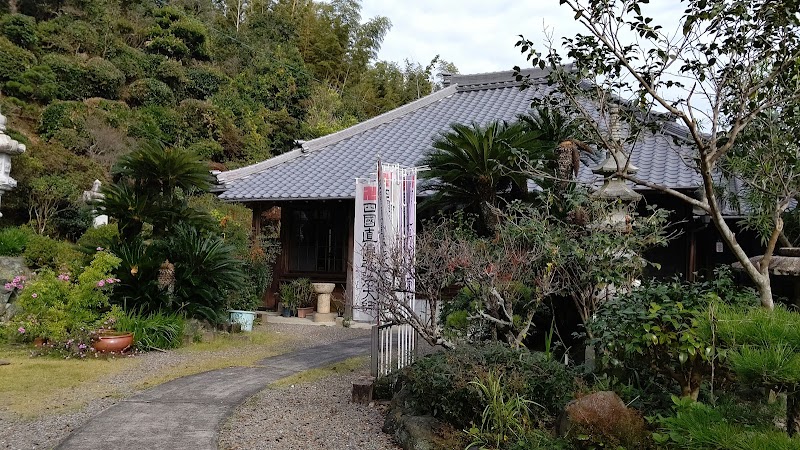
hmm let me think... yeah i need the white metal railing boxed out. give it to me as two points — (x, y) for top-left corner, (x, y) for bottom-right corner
(371, 323), (418, 377)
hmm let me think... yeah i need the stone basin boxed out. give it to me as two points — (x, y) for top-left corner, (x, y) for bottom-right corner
(311, 283), (336, 316)
(311, 283), (336, 294)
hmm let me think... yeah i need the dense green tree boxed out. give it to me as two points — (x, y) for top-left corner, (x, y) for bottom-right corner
(516, 0), (800, 309)
(0, 0), (454, 226)
(0, 13), (38, 49)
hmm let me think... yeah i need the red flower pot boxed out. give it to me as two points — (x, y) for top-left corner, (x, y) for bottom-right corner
(92, 331), (134, 353)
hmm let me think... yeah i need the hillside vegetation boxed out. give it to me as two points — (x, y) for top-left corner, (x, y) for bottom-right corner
(0, 0), (454, 233)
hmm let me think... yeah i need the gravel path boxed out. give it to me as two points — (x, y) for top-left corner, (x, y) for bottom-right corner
(0, 323), (380, 450)
(219, 363), (399, 450)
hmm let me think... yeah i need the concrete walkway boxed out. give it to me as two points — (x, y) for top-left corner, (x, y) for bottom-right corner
(55, 335), (371, 450)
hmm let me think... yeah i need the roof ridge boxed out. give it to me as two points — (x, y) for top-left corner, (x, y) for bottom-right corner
(301, 84), (458, 153)
(215, 85), (458, 184)
(450, 65), (572, 90)
(215, 148), (304, 184)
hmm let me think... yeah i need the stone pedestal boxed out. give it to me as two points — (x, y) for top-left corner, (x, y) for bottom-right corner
(311, 282), (336, 314)
(313, 312), (338, 323)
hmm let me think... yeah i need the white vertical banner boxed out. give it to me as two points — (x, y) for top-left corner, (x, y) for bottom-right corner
(352, 162), (419, 323)
(353, 176), (378, 322)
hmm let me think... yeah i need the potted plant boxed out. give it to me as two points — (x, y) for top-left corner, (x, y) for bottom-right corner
(278, 282), (298, 317)
(278, 278), (314, 318)
(293, 278), (315, 318)
(226, 286), (262, 332)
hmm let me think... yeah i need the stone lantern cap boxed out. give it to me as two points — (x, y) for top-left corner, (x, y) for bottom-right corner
(591, 149), (641, 202)
(592, 150), (639, 176)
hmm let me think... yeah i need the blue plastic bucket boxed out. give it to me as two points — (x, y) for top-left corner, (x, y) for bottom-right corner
(228, 310), (256, 332)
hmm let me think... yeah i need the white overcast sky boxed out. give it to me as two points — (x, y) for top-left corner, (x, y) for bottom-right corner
(360, 1), (686, 75)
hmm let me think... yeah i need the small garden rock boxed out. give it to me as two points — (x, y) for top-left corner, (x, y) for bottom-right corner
(559, 391), (649, 449)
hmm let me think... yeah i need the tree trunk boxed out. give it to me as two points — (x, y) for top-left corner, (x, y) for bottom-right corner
(680, 383), (700, 401)
(479, 200), (499, 236)
(756, 275), (776, 310)
(788, 391), (800, 436)
(678, 370), (703, 401)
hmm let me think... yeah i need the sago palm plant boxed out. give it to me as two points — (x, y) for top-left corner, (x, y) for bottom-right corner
(421, 120), (552, 234)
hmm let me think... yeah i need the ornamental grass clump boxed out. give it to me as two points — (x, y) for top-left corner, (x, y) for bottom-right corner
(114, 309), (185, 351)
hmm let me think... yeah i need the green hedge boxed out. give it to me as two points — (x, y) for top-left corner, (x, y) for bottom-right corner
(397, 342), (577, 428)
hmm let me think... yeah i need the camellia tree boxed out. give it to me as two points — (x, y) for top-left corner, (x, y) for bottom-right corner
(515, 0), (800, 309)
(366, 189), (670, 349)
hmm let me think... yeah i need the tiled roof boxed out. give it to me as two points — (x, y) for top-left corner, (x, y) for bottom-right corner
(217, 68), (701, 202)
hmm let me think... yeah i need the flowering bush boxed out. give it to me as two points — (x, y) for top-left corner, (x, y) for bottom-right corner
(6, 251), (121, 343)
(3, 275), (26, 292)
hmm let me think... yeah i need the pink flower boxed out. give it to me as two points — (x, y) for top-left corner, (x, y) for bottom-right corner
(96, 247), (104, 251)
(58, 274), (70, 282)
(97, 280), (105, 287)
(31, 293), (38, 298)
(17, 327), (25, 334)
(3, 283), (11, 290)
(105, 278), (115, 284)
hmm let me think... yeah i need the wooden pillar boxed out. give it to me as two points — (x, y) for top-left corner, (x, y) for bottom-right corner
(251, 202), (262, 240)
(345, 202), (355, 318)
(688, 225), (697, 282)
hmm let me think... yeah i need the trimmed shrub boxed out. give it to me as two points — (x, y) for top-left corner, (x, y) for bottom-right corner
(0, 36), (35, 81)
(169, 19), (209, 60)
(38, 17), (100, 55)
(6, 65), (59, 102)
(85, 58), (125, 99)
(23, 233), (60, 269)
(109, 43), (156, 81)
(186, 65), (229, 99)
(655, 398), (800, 449)
(128, 105), (180, 144)
(21, 233), (81, 274)
(40, 53), (86, 100)
(155, 59), (187, 95)
(0, 227), (33, 256)
(0, 13), (39, 49)
(177, 99), (220, 143)
(124, 78), (175, 107)
(152, 6), (184, 29)
(146, 35), (189, 59)
(187, 139), (224, 161)
(38, 100), (87, 139)
(561, 391), (651, 449)
(398, 342), (577, 428)
(76, 223), (119, 255)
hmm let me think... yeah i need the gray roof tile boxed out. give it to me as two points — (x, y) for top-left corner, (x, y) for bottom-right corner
(218, 69), (701, 201)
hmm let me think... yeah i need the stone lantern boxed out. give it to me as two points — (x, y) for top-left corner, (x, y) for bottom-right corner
(0, 112), (26, 218)
(591, 107), (641, 225)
